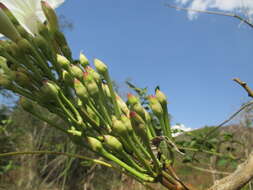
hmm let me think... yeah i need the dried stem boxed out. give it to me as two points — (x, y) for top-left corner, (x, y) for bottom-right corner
(233, 78), (253, 98)
(165, 4), (253, 28)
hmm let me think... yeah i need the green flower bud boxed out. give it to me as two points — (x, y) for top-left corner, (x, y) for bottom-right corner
(70, 64), (83, 80)
(129, 111), (145, 126)
(68, 126), (82, 136)
(54, 31), (72, 60)
(0, 8), (21, 42)
(116, 95), (129, 116)
(19, 97), (34, 111)
(16, 25), (31, 39)
(0, 3), (19, 25)
(121, 115), (133, 132)
(80, 52), (89, 67)
(112, 116), (128, 136)
(74, 79), (89, 102)
(40, 80), (59, 99)
(102, 83), (111, 98)
(132, 103), (145, 119)
(62, 70), (73, 85)
(14, 71), (32, 89)
(0, 74), (11, 88)
(86, 81), (99, 97)
(144, 110), (151, 123)
(33, 35), (53, 60)
(103, 135), (123, 152)
(148, 95), (163, 117)
(6, 41), (19, 57)
(132, 123), (150, 147)
(17, 39), (33, 54)
(41, 1), (59, 32)
(83, 72), (99, 97)
(86, 105), (99, 123)
(155, 89), (167, 106)
(87, 136), (104, 153)
(94, 58), (107, 75)
(38, 22), (50, 37)
(127, 93), (139, 105)
(57, 54), (70, 70)
(86, 66), (100, 82)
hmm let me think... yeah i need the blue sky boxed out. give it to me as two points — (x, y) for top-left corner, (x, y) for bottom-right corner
(54, 0), (253, 129)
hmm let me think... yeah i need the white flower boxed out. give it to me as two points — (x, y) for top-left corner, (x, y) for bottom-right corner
(0, 0), (64, 36)
(172, 124), (192, 137)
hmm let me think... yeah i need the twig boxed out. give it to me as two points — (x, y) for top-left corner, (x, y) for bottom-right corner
(0, 151), (112, 168)
(164, 136), (185, 156)
(201, 100), (253, 139)
(186, 164), (230, 175)
(165, 4), (253, 28)
(233, 78), (253, 98)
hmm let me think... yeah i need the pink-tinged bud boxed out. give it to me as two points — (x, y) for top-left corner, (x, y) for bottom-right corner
(83, 71), (93, 82)
(87, 137), (104, 153)
(129, 111), (145, 126)
(132, 103), (145, 119)
(80, 53), (89, 67)
(41, 80), (59, 99)
(19, 97), (34, 111)
(94, 59), (108, 75)
(111, 116), (128, 136)
(70, 64), (83, 80)
(41, 1), (59, 32)
(155, 89), (167, 105)
(103, 135), (123, 152)
(148, 96), (163, 117)
(86, 66), (100, 82)
(0, 8), (21, 42)
(57, 54), (70, 70)
(127, 93), (139, 105)
(74, 79), (89, 102)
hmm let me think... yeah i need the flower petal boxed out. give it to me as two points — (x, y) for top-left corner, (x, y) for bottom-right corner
(45, 0), (65, 9)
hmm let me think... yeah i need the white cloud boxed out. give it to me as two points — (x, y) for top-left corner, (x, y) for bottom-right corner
(174, 0), (253, 20)
(171, 124), (192, 137)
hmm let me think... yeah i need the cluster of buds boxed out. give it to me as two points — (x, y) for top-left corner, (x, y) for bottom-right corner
(0, 2), (187, 189)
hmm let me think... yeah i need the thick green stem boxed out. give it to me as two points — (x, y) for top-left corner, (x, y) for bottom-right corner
(163, 105), (172, 138)
(126, 134), (155, 176)
(120, 150), (147, 173)
(102, 150), (154, 182)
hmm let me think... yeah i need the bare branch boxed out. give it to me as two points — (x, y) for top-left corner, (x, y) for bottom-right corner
(165, 4), (253, 28)
(209, 152), (253, 190)
(233, 78), (253, 98)
(186, 164), (230, 175)
(202, 100), (253, 139)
